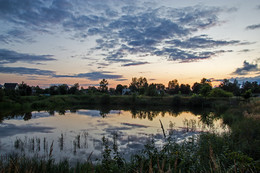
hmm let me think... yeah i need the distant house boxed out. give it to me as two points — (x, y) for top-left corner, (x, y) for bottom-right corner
(3, 83), (19, 90)
(0, 84), (3, 89)
(122, 88), (131, 95)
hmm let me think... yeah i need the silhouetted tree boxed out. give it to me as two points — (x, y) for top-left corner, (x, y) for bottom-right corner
(116, 84), (124, 95)
(199, 84), (212, 97)
(88, 86), (98, 94)
(146, 83), (158, 96)
(180, 84), (191, 95)
(129, 77), (148, 94)
(251, 81), (260, 93)
(192, 82), (201, 94)
(168, 79), (179, 94)
(99, 79), (108, 93)
(58, 84), (69, 95)
(18, 81), (32, 96)
(34, 85), (44, 95)
(69, 83), (79, 94)
(219, 79), (240, 96)
(49, 85), (59, 95)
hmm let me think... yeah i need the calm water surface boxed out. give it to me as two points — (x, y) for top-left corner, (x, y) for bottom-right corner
(0, 109), (228, 163)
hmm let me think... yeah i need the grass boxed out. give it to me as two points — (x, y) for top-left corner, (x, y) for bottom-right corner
(1, 133), (259, 172)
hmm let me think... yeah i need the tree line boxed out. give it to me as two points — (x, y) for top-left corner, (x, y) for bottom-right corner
(1, 77), (260, 100)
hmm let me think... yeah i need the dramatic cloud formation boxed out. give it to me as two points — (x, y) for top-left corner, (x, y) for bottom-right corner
(246, 24), (260, 30)
(0, 0), (242, 65)
(232, 60), (259, 75)
(0, 49), (56, 64)
(0, 0), (259, 85)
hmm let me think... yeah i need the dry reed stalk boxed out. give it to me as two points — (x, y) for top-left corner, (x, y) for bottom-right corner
(159, 119), (166, 138)
(149, 159), (153, 173)
(49, 141), (54, 157)
(209, 145), (219, 172)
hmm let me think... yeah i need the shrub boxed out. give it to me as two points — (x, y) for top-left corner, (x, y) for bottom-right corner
(172, 95), (181, 106)
(100, 94), (110, 105)
(189, 94), (205, 107)
(208, 88), (233, 97)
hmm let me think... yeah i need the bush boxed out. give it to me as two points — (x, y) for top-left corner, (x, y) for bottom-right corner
(172, 95), (181, 106)
(208, 88), (233, 97)
(100, 94), (110, 105)
(189, 94), (205, 107)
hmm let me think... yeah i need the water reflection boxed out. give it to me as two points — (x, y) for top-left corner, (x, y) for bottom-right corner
(0, 107), (228, 163)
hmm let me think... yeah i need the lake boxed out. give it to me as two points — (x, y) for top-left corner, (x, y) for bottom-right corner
(0, 108), (228, 163)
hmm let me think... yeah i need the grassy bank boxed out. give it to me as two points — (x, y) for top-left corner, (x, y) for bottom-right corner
(0, 94), (239, 110)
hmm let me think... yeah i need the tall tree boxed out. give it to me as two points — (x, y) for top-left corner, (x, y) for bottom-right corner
(58, 84), (69, 95)
(18, 81), (32, 96)
(99, 79), (108, 92)
(168, 79), (179, 94)
(69, 83), (79, 94)
(129, 77), (148, 94)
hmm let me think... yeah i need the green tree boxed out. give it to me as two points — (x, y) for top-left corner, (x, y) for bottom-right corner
(129, 77), (148, 94)
(146, 83), (158, 96)
(115, 84), (124, 95)
(18, 81), (32, 96)
(192, 82), (201, 94)
(69, 83), (80, 94)
(168, 79), (179, 94)
(58, 84), (69, 95)
(199, 84), (212, 97)
(99, 79), (108, 93)
(34, 85), (44, 95)
(49, 85), (59, 95)
(180, 84), (191, 95)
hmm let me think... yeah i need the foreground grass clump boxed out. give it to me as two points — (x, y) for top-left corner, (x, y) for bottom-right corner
(1, 133), (259, 173)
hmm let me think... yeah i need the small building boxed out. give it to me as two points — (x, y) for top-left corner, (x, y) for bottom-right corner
(0, 84), (3, 89)
(3, 83), (19, 90)
(122, 88), (131, 95)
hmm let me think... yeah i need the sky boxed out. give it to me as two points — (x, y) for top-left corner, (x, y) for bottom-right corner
(0, 0), (260, 88)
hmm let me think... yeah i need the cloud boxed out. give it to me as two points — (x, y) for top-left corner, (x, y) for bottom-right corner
(122, 61), (149, 67)
(54, 71), (124, 81)
(0, 0), (73, 29)
(0, 66), (56, 76)
(0, 49), (56, 64)
(246, 24), (260, 30)
(165, 35), (240, 49)
(238, 49), (252, 53)
(154, 48), (228, 63)
(232, 60), (259, 75)
(0, 1), (248, 65)
(230, 75), (260, 83)
(0, 29), (35, 44)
